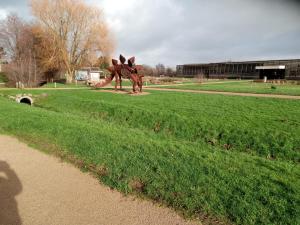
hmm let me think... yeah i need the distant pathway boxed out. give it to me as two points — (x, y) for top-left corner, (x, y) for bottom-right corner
(143, 87), (300, 100)
(1, 81), (299, 99)
(0, 135), (200, 225)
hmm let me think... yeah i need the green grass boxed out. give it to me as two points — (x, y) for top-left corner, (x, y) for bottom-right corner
(30, 89), (300, 163)
(0, 89), (299, 225)
(158, 81), (300, 96)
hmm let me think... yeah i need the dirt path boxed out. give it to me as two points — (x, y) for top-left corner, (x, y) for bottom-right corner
(0, 80), (246, 90)
(3, 81), (299, 100)
(144, 80), (249, 87)
(0, 135), (200, 225)
(95, 89), (151, 96)
(143, 87), (300, 100)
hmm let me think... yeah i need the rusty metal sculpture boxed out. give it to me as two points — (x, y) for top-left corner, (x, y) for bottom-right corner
(95, 55), (144, 93)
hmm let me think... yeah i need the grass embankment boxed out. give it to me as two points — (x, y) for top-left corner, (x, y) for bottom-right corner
(158, 81), (300, 96)
(0, 89), (299, 225)
(32, 90), (300, 163)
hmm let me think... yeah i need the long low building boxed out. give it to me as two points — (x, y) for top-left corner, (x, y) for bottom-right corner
(176, 59), (300, 80)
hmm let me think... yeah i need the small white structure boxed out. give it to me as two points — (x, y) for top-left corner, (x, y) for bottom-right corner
(90, 71), (102, 82)
(75, 67), (105, 85)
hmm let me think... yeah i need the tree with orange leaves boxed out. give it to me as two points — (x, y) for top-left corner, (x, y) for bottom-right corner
(30, 0), (114, 83)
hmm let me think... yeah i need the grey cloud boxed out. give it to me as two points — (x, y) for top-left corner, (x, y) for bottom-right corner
(0, 0), (27, 8)
(0, 0), (31, 20)
(103, 0), (300, 66)
(1, 0), (300, 67)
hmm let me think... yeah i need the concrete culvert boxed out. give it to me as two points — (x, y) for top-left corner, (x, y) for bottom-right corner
(19, 97), (33, 106)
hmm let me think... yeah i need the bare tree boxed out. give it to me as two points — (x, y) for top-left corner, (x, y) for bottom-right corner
(0, 47), (4, 60)
(30, 0), (114, 83)
(141, 65), (155, 76)
(0, 47), (4, 73)
(156, 63), (165, 76)
(0, 14), (42, 87)
(31, 25), (64, 81)
(0, 14), (24, 61)
(166, 67), (175, 77)
(97, 56), (110, 69)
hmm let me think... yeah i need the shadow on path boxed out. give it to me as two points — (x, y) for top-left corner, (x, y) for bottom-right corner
(0, 160), (22, 225)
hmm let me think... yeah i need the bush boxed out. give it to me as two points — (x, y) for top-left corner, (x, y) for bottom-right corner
(0, 72), (8, 83)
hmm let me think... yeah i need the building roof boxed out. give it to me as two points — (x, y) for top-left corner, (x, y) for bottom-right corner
(179, 59), (300, 67)
(256, 65), (286, 70)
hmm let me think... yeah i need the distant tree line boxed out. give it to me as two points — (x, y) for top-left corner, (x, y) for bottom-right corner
(0, 0), (114, 87)
(142, 64), (175, 77)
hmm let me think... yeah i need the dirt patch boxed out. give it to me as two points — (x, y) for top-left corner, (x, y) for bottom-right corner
(0, 135), (200, 225)
(95, 89), (150, 96)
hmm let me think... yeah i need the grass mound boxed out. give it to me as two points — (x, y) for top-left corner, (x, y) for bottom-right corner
(0, 89), (299, 225)
(33, 90), (300, 163)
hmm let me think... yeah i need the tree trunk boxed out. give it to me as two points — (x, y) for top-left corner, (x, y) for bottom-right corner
(66, 68), (74, 83)
(66, 74), (73, 83)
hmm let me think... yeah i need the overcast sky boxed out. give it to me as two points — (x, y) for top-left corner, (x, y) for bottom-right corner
(1, 0), (300, 67)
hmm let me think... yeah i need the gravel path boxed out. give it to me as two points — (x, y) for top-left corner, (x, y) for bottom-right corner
(143, 87), (300, 100)
(1, 81), (299, 100)
(0, 135), (200, 225)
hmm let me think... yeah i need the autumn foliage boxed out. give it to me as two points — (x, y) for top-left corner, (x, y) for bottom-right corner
(30, 0), (114, 83)
(0, 0), (114, 86)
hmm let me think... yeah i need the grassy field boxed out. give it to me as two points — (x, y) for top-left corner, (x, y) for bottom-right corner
(0, 89), (299, 225)
(158, 81), (300, 96)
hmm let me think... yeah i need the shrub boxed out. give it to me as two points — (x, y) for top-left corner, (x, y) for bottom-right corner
(0, 72), (8, 83)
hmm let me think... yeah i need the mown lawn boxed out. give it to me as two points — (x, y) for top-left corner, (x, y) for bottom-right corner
(157, 81), (300, 96)
(0, 89), (299, 225)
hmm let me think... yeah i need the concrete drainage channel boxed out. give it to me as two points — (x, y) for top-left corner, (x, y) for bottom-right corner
(16, 95), (34, 105)
(1, 93), (48, 106)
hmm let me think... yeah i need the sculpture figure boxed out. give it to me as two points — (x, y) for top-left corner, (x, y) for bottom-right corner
(95, 55), (144, 93)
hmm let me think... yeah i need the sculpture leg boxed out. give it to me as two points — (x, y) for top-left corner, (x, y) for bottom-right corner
(132, 80), (138, 93)
(139, 76), (143, 92)
(133, 76), (138, 93)
(115, 76), (119, 91)
(119, 75), (122, 90)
